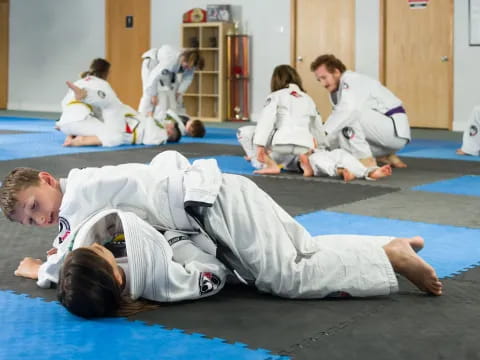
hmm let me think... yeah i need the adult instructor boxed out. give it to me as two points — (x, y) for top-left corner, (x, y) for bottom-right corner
(311, 54), (410, 168)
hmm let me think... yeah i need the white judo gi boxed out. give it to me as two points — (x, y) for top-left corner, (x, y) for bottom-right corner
(57, 209), (227, 302)
(326, 70), (411, 159)
(38, 150), (399, 299)
(460, 106), (480, 156)
(56, 75), (125, 147)
(138, 46), (195, 120)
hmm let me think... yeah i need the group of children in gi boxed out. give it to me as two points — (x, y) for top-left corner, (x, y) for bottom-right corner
(1, 149), (442, 319)
(56, 45), (207, 148)
(1, 51), (456, 319)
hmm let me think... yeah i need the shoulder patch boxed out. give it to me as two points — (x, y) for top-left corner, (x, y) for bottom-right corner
(264, 97), (272, 107)
(161, 69), (170, 76)
(342, 82), (349, 90)
(470, 125), (478, 137)
(97, 90), (106, 99)
(290, 91), (302, 98)
(57, 217), (71, 244)
(199, 272), (221, 295)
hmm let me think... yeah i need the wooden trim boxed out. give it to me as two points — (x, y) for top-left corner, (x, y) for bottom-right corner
(0, 0), (9, 109)
(447, 0), (454, 130)
(378, 0), (385, 84)
(290, 0), (297, 67)
(105, 0), (111, 60)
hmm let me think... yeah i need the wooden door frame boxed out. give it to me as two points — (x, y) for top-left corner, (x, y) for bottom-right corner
(379, 0), (454, 129)
(0, 0), (9, 109)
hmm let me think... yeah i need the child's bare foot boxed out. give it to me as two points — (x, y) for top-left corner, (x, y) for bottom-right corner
(456, 149), (468, 155)
(63, 135), (75, 147)
(254, 166), (281, 175)
(368, 165), (392, 180)
(383, 238), (442, 295)
(244, 155), (252, 161)
(341, 168), (356, 182)
(299, 154), (314, 177)
(387, 154), (407, 168)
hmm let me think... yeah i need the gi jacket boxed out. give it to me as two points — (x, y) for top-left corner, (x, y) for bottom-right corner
(58, 209), (228, 302)
(37, 151), (222, 288)
(327, 71), (410, 141)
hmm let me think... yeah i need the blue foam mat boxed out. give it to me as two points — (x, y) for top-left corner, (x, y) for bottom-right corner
(0, 291), (287, 360)
(0, 117), (239, 160)
(412, 175), (480, 197)
(398, 138), (480, 162)
(296, 210), (480, 279)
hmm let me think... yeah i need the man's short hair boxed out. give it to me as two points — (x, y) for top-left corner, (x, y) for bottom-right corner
(189, 119), (206, 138)
(310, 54), (347, 74)
(167, 122), (182, 143)
(0, 167), (41, 220)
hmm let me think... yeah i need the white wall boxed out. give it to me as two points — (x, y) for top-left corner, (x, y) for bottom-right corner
(7, 0), (479, 131)
(151, 0), (291, 121)
(453, 0), (480, 131)
(8, 0), (105, 112)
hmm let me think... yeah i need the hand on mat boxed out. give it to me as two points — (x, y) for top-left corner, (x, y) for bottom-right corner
(14, 257), (43, 279)
(66, 81), (87, 101)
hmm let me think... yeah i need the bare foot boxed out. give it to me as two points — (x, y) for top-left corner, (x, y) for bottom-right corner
(63, 135), (75, 147)
(387, 154), (407, 168)
(299, 154), (314, 177)
(368, 165), (392, 180)
(383, 238), (442, 296)
(456, 149), (468, 155)
(341, 168), (356, 182)
(244, 155), (252, 161)
(254, 166), (281, 175)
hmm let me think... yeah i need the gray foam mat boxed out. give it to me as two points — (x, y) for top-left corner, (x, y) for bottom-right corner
(1, 144), (480, 359)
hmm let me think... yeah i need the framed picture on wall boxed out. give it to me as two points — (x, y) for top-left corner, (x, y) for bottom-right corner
(470, 0), (480, 45)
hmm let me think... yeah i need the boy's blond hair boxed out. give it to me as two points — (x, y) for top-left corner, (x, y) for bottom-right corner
(0, 167), (41, 220)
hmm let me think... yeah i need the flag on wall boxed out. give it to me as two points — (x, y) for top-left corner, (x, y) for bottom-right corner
(408, 0), (429, 9)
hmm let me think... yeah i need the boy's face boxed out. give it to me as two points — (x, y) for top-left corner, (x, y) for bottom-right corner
(185, 119), (193, 135)
(11, 172), (63, 227)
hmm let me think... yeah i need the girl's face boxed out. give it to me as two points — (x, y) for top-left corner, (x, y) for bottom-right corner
(84, 243), (124, 285)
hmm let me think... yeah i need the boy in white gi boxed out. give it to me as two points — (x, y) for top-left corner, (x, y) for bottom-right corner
(1, 151), (442, 317)
(457, 106), (480, 156)
(60, 81), (181, 146)
(138, 45), (206, 138)
(310, 54), (411, 168)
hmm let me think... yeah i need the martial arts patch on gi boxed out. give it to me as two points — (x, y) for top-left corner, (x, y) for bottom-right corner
(342, 126), (355, 140)
(470, 125), (478, 137)
(343, 82), (349, 90)
(199, 272), (221, 295)
(97, 90), (106, 99)
(264, 97), (272, 107)
(161, 69), (170, 75)
(290, 91), (302, 98)
(57, 217), (71, 244)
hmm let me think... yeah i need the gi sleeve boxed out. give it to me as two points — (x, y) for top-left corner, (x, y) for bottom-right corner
(143, 47), (178, 97)
(309, 104), (329, 148)
(176, 69), (194, 95)
(253, 94), (279, 147)
(163, 230), (228, 300)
